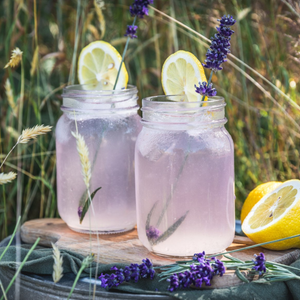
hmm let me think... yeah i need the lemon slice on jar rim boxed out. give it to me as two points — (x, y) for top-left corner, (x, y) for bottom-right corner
(242, 179), (300, 250)
(161, 50), (207, 102)
(77, 41), (128, 90)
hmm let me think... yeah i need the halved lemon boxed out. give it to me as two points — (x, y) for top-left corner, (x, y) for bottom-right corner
(240, 181), (282, 224)
(77, 41), (128, 90)
(242, 180), (300, 250)
(161, 50), (207, 102)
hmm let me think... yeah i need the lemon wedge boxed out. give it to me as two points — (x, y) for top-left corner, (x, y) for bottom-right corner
(240, 181), (282, 223)
(161, 50), (207, 102)
(242, 180), (300, 250)
(78, 41), (128, 90)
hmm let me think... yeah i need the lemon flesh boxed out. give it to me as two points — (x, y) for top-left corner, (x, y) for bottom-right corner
(161, 50), (207, 102)
(240, 181), (282, 223)
(242, 180), (300, 250)
(78, 41), (128, 90)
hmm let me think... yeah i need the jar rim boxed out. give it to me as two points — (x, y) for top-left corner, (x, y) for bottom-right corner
(141, 95), (226, 128)
(142, 95), (225, 109)
(62, 84), (137, 98)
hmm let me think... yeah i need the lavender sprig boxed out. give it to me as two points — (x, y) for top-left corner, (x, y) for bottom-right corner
(252, 252), (266, 275)
(166, 252), (225, 292)
(113, 0), (153, 90)
(98, 258), (155, 289)
(160, 249), (300, 292)
(196, 15), (236, 101)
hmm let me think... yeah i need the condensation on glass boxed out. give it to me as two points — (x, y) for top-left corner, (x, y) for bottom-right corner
(56, 85), (141, 234)
(135, 95), (235, 256)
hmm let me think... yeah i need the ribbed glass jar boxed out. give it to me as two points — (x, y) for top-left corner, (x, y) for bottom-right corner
(135, 95), (235, 256)
(56, 85), (141, 233)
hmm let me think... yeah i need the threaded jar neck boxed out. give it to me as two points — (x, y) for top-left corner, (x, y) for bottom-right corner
(141, 95), (227, 130)
(61, 84), (139, 114)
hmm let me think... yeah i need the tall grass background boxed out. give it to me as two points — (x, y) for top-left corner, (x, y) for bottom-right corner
(0, 0), (299, 240)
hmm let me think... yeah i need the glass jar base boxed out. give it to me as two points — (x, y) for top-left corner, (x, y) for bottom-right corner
(150, 248), (227, 259)
(68, 224), (135, 235)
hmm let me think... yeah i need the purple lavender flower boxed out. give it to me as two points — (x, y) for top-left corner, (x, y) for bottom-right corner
(146, 226), (160, 240)
(193, 251), (206, 263)
(167, 253), (226, 292)
(125, 25), (138, 39)
(130, 0), (154, 18)
(252, 253), (266, 275)
(98, 258), (155, 289)
(202, 15), (236, 72)
(140, 258), (155, 279)
(168, 274), (180, 292)
(218, 15), (236, 26)
(77, 206), (83, 218)
(211, 258), (226, 276)
(195, 82), (217, 97)
(168, 259), (216, 292)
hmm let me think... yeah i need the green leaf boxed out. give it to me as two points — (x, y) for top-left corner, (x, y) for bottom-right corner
(235, 268), (250, 283)
(152, 210), (189, 246)
(80, 187), (102, 224)
(223, 254), (244, 263)
(145, 201), (158, 230)
(79, 189), (88, 207)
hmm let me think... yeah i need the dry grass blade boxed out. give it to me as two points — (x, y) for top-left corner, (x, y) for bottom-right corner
(4, 47), (23, 69)
(4, 79), (17, 116)
(0, 172), (17, 185)
(0, 280), (7, 300)
(94, 0), (106, 38)
(30, 46), (39, 77)
(71, 132), (91, 189)
(52, 243), (63, 283)
(18, 125), (52, 144)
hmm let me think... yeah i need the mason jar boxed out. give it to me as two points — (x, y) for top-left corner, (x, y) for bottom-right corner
(135, 95), (235, 256)
(56, 85), (141, 233)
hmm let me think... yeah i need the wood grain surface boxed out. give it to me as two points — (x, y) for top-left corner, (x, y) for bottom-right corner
(21, 218), (300, 289)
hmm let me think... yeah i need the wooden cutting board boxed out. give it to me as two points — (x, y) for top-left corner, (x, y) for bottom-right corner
(21, 218), (300, 289)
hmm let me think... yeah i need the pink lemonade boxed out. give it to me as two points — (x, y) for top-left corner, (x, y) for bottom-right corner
(56, 85), (141, 233)
(135, 96), (235, 256)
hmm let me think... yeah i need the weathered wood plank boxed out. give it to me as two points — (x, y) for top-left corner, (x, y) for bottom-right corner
(20, 218), (300, 289)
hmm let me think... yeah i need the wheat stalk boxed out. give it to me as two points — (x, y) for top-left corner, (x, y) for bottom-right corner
(0, 125), (52, 170)
(52, 243), (63, 283)
(71, 132), (91, 190)
(4, 79), (17, 116)
(0, 172), (17, 185)
(4, 48), (23, 69)
(18, 125), (52, 144)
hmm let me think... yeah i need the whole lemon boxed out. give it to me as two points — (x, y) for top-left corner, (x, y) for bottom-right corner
(240, 181), (282, 223)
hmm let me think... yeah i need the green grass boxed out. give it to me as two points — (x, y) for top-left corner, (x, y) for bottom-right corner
(0, 0), (299, 239)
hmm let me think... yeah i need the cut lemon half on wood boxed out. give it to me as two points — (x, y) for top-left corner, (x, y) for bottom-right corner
(240, 181), (282, 224)
(161, 50), (207, 102)
(78, 41), (128, 90)
(242, 180), (300, 250)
